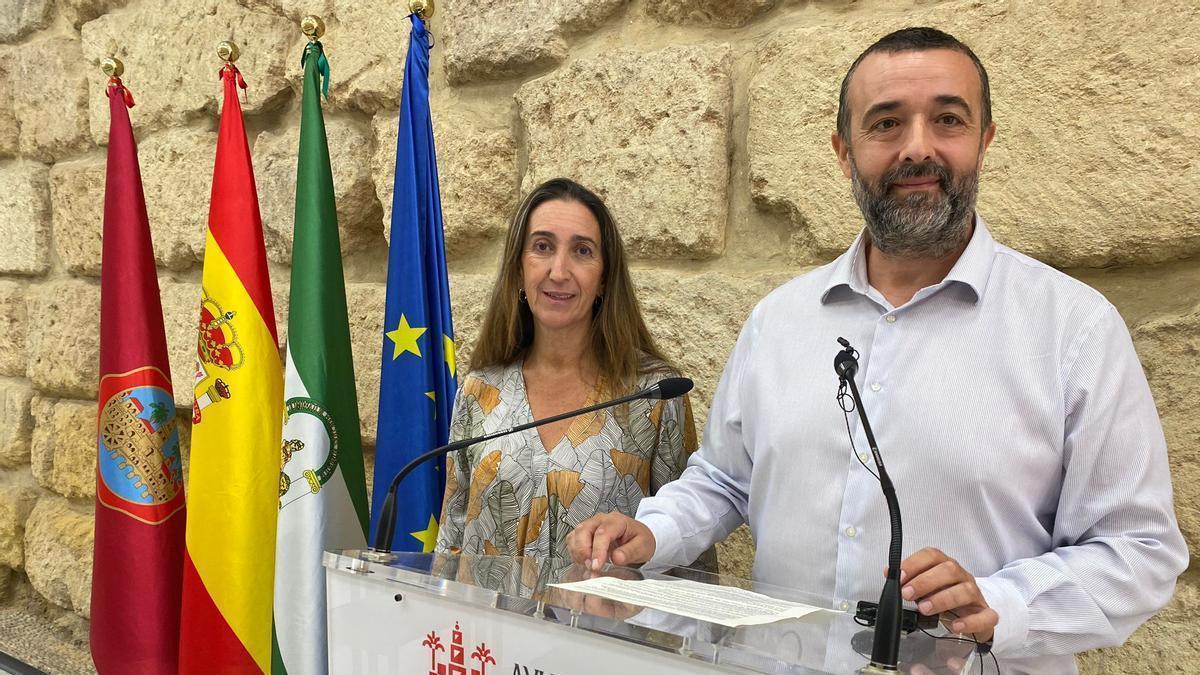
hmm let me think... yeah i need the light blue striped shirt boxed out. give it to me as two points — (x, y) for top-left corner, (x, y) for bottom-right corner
(639, 217), (1188, 673)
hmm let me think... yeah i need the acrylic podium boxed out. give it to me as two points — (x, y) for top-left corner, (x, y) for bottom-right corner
(324, 550), (975, 674)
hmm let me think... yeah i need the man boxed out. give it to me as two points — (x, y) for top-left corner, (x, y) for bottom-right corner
(568, 27), (1188, 673)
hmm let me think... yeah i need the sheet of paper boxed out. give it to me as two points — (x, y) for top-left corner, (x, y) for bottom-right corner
(548, 576), (829, 628)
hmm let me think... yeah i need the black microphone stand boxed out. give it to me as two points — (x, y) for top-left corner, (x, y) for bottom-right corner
(367, 377), (694, 556)
(835, 338), (904, 673)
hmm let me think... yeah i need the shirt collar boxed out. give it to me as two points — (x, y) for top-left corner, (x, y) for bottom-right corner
(820, 214), (995, 305)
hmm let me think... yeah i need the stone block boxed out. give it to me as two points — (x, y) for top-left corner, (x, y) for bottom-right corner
(316, 0), (412, 113)
(158, 279), (202, 409)
(0, 380), (34, 468)
(48, 155), (106, 277)
(0, 479), (37, 569)
(633, 269), (796, 428)
(11, 35), (92, 162)
(23, 496), (94, 617)
(371, 108), (516, 258)
(1131, 309), (1200, 551)
(81, 0), (299, 141)
(139, 127), (217, 271)
(346, 282), (386, 448)
(748, 2), (1200, 267)
(0, 56), (18, 157)
(443, 0), (627, 85)
(644, 0), (777, 28)
(30, 398), (97, 499)
(255, 114), (384, 264)
(25, 280), (100, 399)
(59, 0), (131, 28)
(0, 161), (50, 276)
(0, 0), (52, 43)
(517, 45), (733, 260)
(0, 281), (27, 376)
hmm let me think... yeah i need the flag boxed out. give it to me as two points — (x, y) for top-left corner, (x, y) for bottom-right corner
(180, 62), (283, 674)
(370, 13), (457, 550)
(271, 41), (370, 675)
(90, 72), (186, 675)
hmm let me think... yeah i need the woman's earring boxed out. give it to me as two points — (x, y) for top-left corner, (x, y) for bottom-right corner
(519, 288), (528, 303)
(593, 295), (603, 308)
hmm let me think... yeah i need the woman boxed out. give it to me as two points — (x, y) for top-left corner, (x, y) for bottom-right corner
(435, 178), (711, 568)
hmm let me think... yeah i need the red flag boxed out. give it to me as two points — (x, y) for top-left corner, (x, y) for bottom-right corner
(90, 76), (187, 675)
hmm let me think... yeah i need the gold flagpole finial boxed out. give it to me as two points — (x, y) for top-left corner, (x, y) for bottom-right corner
(101, 57), (124, 78)
(409, 0), (434, 20)
(217, 41), (240, 64)
(301, 15), (326, 42)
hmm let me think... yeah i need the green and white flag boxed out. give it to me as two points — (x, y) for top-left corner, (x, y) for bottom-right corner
(272, 41), (370, 675)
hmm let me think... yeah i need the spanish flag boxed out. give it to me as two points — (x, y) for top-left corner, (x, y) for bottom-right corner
(180, 62), (283, 674)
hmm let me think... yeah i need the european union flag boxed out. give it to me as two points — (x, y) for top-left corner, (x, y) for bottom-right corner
(371, 13), (456, 551)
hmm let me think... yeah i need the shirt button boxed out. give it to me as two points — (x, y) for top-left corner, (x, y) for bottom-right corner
(885, 315), (897, 323)
(870, 383), (882, 392)
(845, 526), (857, 538)
(839, 601), (850, 611)
(858, 452), (869, 464)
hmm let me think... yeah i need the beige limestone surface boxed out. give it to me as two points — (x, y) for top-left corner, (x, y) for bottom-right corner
(0, 1), (1196, 673)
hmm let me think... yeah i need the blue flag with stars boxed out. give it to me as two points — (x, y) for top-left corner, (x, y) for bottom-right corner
(371, 13), (456, 551)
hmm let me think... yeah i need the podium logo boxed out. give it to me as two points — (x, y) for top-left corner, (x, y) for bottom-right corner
(423, 621), (497, 675)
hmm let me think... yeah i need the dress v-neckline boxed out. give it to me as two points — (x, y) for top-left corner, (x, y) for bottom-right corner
(517, 360), (603, 454)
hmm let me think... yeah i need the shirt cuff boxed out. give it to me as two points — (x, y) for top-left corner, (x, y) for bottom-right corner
(975, 574), (1029, 654)
(638, 512), (683, 572)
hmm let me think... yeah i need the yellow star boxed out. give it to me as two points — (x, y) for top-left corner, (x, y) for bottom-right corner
(385, 314), (426, 360)
(410, 514), (439, 552)
(425, 391), (436, 401)
(443, 335), (457, 376)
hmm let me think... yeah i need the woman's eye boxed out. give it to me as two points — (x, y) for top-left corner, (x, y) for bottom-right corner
(576, 245), (593, 257)
(532, 240), (551, 252)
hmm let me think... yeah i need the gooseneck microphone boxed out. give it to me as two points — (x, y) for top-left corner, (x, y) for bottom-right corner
(370, 376), (695, 553)
(835, 337), (904, 674)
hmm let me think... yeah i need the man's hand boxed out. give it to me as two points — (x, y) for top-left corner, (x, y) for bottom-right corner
(567, 512), (656, 570)
(897, 547), (998, 643)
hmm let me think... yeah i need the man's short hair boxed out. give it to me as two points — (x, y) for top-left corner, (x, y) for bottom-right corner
(836, 27), (992, 143)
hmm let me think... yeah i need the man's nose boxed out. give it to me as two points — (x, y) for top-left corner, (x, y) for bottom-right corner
(899, 120), (935, 163)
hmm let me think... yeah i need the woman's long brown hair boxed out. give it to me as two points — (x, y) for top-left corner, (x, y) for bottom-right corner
(469, 178), (671, 395)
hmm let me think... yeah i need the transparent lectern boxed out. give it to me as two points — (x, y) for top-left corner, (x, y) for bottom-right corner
(325, 550), (975, 674)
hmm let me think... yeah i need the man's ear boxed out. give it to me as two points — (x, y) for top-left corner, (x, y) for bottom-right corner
(832, 132), (853, 179)
(977, 122), (997, 171)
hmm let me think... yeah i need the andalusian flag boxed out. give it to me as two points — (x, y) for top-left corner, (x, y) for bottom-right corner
(271, 42), (370, 675)
(91, 72), (186, 675)
(369, 13), (457, 550)
(180, 62), (283, 674)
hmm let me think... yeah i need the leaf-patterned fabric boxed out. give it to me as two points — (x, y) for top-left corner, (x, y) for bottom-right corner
(435, 358), (701, 564)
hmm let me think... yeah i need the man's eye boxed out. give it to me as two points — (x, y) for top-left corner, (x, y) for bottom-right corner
(873, 119), (898, 131)
(939, 115), (962, 126)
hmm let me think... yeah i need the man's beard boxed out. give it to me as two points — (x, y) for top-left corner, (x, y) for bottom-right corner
(850, 157), (979, 259)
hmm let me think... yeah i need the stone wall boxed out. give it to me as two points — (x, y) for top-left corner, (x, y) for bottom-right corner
(0, 0), (1196, 672)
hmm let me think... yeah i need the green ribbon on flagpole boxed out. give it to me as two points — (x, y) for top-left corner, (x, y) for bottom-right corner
(301, 41), (331, 100)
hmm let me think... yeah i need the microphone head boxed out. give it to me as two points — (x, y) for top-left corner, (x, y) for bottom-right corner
(834, 349), (858, 379)
(650, 377), (694, 400)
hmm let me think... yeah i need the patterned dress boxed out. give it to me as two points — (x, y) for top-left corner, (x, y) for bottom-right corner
(435, 358), (702, 563)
